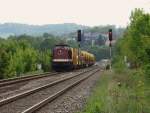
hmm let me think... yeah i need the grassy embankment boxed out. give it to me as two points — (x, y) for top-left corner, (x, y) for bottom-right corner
(79, 69), (150, 113)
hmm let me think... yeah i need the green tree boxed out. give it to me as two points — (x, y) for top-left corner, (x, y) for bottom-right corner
(116, 9), (150, 68)
(0, 48), (10, 78)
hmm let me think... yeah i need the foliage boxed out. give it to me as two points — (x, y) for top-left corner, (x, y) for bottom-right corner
(143, 64), (150, 81)
(108, 8), (150, 113)
(113, 56), (127, 73)
(0, 34), (61, 79)
(0, 32), (111, 79)
(115, 9), (150, 69)
(0, 23), (124, 78)
(39, 50), (52, 72)
(78, 8), (150, 113)
(80, 70), (150, 113)
(81, 45), (111, 61)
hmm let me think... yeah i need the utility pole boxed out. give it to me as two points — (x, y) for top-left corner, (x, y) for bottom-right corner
(109, 42), (112, 70)
(108, 29), (113, 70)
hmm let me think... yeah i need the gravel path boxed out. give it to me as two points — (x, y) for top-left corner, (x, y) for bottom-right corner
(36, 69), (101, 113)
(0, 68), (95, 113)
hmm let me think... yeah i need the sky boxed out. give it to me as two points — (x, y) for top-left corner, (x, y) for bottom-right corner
(0, 0), (149, 27)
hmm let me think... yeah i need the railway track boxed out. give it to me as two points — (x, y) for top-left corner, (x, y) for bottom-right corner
(0, 72), (59, 87)
(0, 72), (63, 96)
(0, 67), (93, 87)
(0, 67), (99, 113)
(0, 68), (93, 96)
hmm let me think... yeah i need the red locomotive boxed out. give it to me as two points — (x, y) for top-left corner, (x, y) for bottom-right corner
(52, 44), (95, 71)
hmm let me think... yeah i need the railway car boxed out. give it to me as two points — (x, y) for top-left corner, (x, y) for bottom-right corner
(52, 44), (95, 71)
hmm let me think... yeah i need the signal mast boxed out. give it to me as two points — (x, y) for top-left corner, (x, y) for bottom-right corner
(108, 29), (113, 70)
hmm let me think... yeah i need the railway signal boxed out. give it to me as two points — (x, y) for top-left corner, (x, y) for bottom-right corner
(77, 30), (81, 42)
(108, 29), (112, 41)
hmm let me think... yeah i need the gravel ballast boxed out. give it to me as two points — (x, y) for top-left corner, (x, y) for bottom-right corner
(36, 69), (101, 113)
(0, 71), (83, 100)
(0, 68), (97, 113)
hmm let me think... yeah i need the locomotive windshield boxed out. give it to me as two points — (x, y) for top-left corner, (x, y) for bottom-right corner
(54, 44), (70, 49)
(55, 44), (70, 47)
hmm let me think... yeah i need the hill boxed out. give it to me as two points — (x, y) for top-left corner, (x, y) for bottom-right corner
(0, 23), (88, 37)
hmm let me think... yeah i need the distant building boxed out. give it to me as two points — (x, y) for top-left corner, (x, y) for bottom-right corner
(81, 32), (107, 46)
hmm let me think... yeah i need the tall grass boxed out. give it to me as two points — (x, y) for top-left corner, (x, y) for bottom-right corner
(79, 70), (150, 113)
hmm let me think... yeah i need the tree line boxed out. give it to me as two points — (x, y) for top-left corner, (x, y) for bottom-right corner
(0, 34), (61, 79)
(0, 30), (113, 79)
(114, 8), (150, 79)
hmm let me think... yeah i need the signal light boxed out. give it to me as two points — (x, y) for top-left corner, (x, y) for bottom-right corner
(77, 30), (81, 42)
(108, 29), (112, 41)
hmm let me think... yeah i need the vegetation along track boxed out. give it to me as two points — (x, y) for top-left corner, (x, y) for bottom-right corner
(0, 67), (99, 113)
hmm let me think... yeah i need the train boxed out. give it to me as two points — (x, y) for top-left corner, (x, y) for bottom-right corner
(52, 44), (95, 71)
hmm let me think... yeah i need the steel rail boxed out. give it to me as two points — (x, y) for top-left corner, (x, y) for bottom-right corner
(0, 72), (60, 87)
(22, 69), (100, 113)
(0, 67), (93, 87)
(0, 67), (96, 106)
(0, 72), (52, 82)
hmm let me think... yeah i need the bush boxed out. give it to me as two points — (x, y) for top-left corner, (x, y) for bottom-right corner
(143, 64), (150, 81)
(113, 56), (126, 73)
